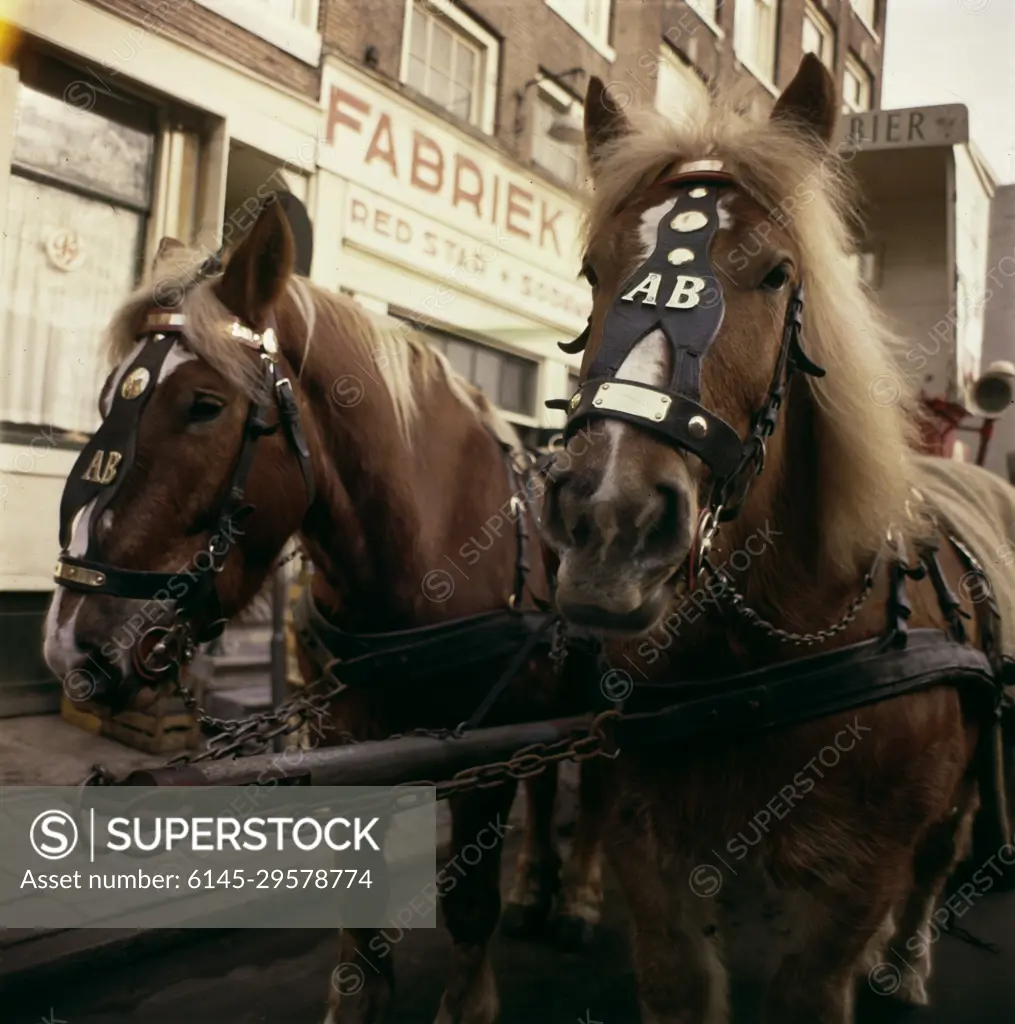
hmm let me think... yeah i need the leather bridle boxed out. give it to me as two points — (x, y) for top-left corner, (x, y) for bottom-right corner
(54, 304), (315, 680)
(550, 163), (826, 575)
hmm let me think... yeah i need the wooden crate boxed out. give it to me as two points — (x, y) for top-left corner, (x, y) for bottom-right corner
(60, 674), (204, 755)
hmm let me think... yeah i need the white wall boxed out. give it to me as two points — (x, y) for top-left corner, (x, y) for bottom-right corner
(882, 0), (1015, 184)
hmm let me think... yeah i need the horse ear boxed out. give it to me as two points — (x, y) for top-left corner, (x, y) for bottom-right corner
(585, 75), (630, 172)
(770, 53), (837, 146)
(217, 197), (295, 324)
(155, 237), (185, 261)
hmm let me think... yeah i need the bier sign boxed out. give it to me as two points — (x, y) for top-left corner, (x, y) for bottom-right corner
(837, 104), (968, 152)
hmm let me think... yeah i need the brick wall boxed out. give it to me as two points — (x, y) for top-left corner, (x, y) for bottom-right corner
(322, 0), (664, 162)
(83, 0), (319, 97)
(657, 0), (885, 115)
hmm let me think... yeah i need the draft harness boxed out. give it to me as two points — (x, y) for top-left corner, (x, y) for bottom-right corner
(547, 163), (1014, 848)
(55, 300), (315, 680)
(54, 285), (565, 735)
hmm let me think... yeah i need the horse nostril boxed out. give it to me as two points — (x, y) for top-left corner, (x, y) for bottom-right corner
(571, 514), (592, 549)
(645, 484), (683, 552)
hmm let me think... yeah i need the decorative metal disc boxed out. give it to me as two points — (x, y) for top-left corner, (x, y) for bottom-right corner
(668, 248), (695, 265)
(569, 391), (581, 412)
(670, 211), (708, 233)
(261, 327), (279, 356)
(120, 367), (151, 400)
(689, 187), (709, 198)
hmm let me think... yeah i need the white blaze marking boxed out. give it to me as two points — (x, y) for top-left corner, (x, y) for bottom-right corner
(638, 201), (676, 260)
(157, 342), (196, 383)
(593, 201), (683, 505)
(100, 341), (196, 416)
(43, 500), (96, 678)
(717, 193), (736, 230)
(595, 330), (670, 504)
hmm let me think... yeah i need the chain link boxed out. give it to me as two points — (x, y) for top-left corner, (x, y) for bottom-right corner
(707, 543), (886, 647)
(83, 617), (622, 795)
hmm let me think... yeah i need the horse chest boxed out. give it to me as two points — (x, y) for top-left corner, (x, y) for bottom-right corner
(712, 865), (815, 984)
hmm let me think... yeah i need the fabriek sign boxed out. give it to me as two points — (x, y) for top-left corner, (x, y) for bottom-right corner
(318, 61), (591, 333)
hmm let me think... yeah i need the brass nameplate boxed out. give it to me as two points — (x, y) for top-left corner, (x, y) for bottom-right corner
(591, 382), (672, 423)
(54, 562), (106, 587)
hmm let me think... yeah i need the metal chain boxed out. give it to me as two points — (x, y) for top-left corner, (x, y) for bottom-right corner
(549, 618), (569, 675)
(708, 543), (887, 648)
(163, 661), (350, 765)
(434, 709), (620, 799)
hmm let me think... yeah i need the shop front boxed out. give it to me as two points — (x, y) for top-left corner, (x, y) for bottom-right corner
(0, 3), (321, 713)
(312, 60), (591, 439)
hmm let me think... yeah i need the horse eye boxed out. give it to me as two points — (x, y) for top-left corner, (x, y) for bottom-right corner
(761, 262), (791, 292)
(188, 394), (225, 423)
(581, 262), (599, 288)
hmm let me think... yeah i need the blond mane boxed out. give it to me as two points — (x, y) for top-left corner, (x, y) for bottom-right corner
(105, 245), (518, 448)
(585, 83), (922, 571)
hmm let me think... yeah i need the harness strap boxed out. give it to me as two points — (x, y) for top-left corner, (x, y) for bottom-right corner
(457, 611), (557, 733)
(293, 587), (554, 686)
(610, 628), (996, 747)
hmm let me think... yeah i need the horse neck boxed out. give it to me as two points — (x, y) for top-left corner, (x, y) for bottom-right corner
(717, 374), (881, 636)
(282, 301), (528, 632)
(628, 377), (873, 674)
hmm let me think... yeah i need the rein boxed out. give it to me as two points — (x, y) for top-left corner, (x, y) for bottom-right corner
(54, 305), (315, 679)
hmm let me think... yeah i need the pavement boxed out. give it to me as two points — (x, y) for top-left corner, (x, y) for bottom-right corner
(4, 831), (1015, 1024)
(2, 715), (1014, 1023)
(0, 713), (166, 786)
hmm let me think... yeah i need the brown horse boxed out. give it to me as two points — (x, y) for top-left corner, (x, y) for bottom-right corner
(541, 56), (1013, 1021)
(41, 199), (601, 1023)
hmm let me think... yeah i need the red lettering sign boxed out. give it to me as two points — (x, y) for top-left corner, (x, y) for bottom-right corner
(411, 132), (443, 194)
(326, 87), (369, 144)
(539, 200), (562, 257)
(452, 155), (483, 218)
(506, 184), (533, 241)
(366, 113), (398, 177)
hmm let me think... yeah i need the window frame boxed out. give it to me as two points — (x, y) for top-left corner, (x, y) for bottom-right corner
(397, 316), (538, 418)
(530, 77), (583, 187)
(732, 0), (781, 97)
(544, 0), (616, 62)
(842, 53), (873, 114)
(192, 0), (323, 66)
(849, 0), (879, 39)
(802, 1), (835, 71)
(684, 0), (724, 37)
(399, 0), (500, 135)
(654, 42), (708, 121)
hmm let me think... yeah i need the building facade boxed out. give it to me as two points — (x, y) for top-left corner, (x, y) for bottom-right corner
(0, 0), (888, 712)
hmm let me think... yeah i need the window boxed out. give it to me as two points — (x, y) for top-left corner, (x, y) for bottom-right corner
(850, 0), (877, 32)
(0, 69), (155, 437)
(545, 0), (615, 58)
(411, 324), (537, 416)
(848, 249), (880, 289)
(733, 0), (779, 89)
(802, 2), (834, 70)
(843, 54), (872, 114)
(655, 45), (708, 124)
(193, 0), (322, 64)
(403, 1), (498, 132)
(685, 0), (720, 28)
(531, 80), (582, 186)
